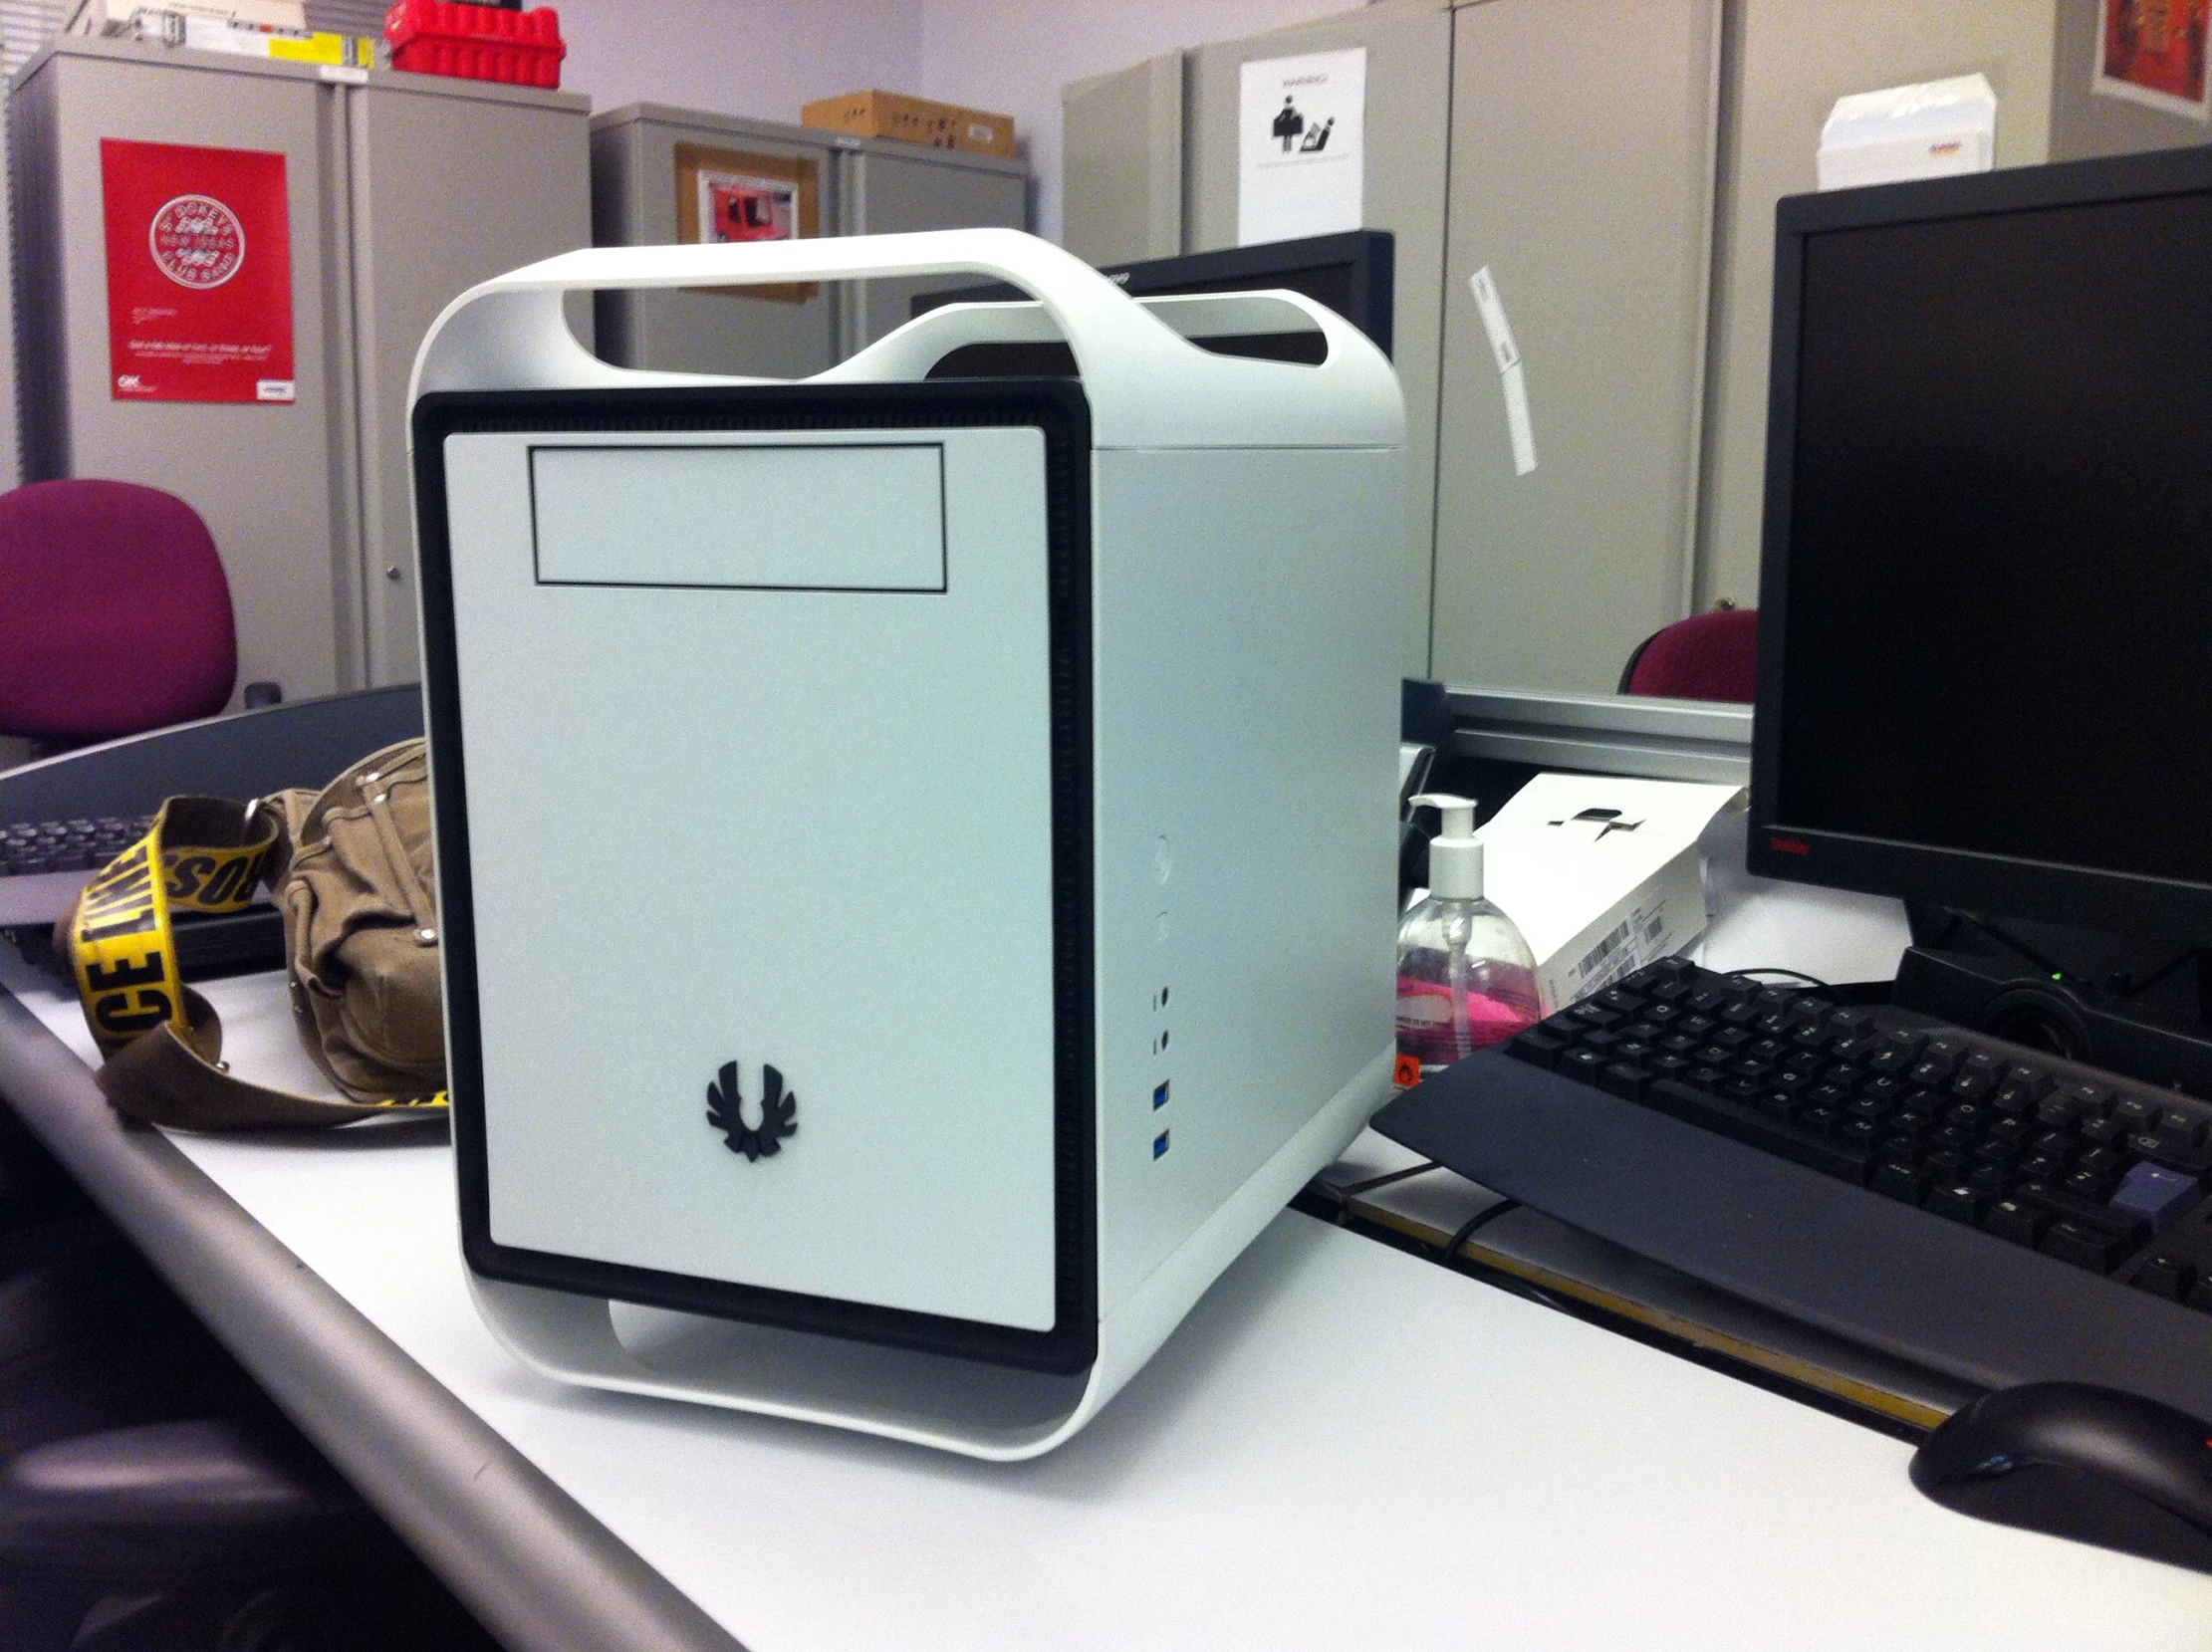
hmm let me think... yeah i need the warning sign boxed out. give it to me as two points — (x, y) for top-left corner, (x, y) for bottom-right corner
(1237, 47), (1366, 248)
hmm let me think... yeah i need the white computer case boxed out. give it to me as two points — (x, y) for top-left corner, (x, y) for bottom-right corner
(408, 229), (1404, 1458)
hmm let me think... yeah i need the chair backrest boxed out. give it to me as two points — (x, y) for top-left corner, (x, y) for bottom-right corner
(0, 480), (236, 743)
(1618, 607), (1759, 703)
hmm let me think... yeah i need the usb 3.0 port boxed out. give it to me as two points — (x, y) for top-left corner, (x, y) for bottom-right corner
(1152, 1080), (1170, 1109)
(1152, 1129), (1170, 1159)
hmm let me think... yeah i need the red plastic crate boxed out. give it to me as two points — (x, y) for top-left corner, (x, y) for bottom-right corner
(384, 1), (566, 90)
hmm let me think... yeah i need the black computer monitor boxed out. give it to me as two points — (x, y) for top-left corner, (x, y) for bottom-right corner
(907, 230), (1393, 376)
(1746, 148), (2212, 943)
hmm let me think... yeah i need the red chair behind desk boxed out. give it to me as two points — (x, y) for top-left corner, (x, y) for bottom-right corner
(0, 479), (238, 751)
(1618, 606), (1760, 704)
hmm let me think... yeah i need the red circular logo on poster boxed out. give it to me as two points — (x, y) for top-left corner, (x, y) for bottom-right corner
(146, 193), (246, 290)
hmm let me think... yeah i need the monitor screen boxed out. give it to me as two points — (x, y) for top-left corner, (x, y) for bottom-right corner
(1748, 150), (2212, 940)
(908, 230), (1392, 377)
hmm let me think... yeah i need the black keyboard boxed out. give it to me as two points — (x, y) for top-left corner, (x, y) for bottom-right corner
(1373, 956), (2212, 1418)
(0, 816), (152, 875)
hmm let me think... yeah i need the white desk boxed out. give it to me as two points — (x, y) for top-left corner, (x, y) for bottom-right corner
(3, 951), (2210, 1651)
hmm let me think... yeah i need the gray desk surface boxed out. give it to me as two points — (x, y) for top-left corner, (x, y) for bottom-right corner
(3, 950), (2208, 1650)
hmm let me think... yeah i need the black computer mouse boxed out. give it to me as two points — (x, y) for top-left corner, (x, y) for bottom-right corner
(1911, 1381), (2212, 1573)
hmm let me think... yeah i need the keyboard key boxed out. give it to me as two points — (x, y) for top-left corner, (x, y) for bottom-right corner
(2188, 1279), (2212, 1315)
(1873, 1161), (1930, 1203)
(1866, 1045), (1917, 1076)
(2041, 1220), (2128, 1273)
(2133, 1132), (2212, 1177)
(2132, 1253), (2193, 1300)
(2062, 1170), (2114, 1203)
(1991, 1080), (2043, 1115)
(2076, 1145), (2125, 1179)
(2157, 1108), (2210, 1149)
(1571, 1005), (1624, 1030)
(1559, 1049), (1607, 1084)
(2034, 1095), (2082, 1129)
(1505, 1031), (1567, 1069)
(2110, 1160), (2202, 1233)
(1599, 1063), (1652, 1100)
(2014, 1182), (2147, 1245)
(1964, 1162), (2012, 1197)
(1926, 1183), (1985, 1224)
(2112, 1096), (2158, 1133)
(2079, 1112), (2127, 1145)
(1981, 1199), (2046, 1246)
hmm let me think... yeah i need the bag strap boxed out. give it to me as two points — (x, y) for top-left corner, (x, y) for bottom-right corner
(62, 796), (449, 1130)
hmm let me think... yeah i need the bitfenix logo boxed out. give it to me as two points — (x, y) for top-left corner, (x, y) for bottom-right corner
(705, 1061), (798, 1161)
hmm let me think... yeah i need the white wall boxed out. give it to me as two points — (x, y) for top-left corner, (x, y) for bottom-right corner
(919, 0), (1354, 241)
(560, 0), (922, 129)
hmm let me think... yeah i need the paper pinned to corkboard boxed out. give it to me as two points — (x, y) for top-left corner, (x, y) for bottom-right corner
(673, 143), (821, 303)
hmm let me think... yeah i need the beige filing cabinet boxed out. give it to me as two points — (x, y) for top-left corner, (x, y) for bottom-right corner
(1430, 0), (1718, 694)
(1186, 0), (1452, 682)
(10, 36), (590, 697)
(590, 105), (1028, 378)
(1066, 0), (1719, 693)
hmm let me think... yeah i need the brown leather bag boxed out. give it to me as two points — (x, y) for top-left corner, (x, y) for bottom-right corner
(64, 739), (449, 1130)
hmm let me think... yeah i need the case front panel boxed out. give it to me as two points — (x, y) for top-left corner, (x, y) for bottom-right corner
(416, 387), (1095, 1368)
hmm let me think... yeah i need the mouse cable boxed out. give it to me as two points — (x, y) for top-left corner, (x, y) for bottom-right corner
(1437, 1198), (1521, 1267)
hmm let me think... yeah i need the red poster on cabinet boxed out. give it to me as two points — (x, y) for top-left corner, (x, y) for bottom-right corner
(100, 138), (295, 405)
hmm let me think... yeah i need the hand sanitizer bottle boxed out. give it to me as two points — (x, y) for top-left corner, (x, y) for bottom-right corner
(1395, 793), (1540, 1089)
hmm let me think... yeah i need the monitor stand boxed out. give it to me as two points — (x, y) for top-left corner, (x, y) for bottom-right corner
(1891, 945), (2212, 1100)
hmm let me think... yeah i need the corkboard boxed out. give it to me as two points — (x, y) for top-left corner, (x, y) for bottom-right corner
(673, 142), (820, 304)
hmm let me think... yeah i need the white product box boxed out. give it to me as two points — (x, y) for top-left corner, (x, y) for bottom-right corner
(1817, 74), (1996, 192)
(1479, 773), (1744, 1012)
(67, 0), (305, 39)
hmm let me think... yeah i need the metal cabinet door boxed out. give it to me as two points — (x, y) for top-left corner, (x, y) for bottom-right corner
(12, 43), (344, 702)
(1183, 0), (1451, 679)
(351, 75), (592, 687)
(836, 146), (1027, 353)
(1430, 0), (1720, 693)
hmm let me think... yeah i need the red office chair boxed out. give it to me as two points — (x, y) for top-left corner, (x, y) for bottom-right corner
(1617, 607), (1759, 703)
(0, 480), (239, 750)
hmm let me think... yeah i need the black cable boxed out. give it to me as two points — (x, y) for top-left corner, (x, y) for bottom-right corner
(1947, 911), (2068, 983)
(1725, 967), (1836, 998)
(2115, 947), (2199, 1003)
(1437, 1197), (1521, 1265)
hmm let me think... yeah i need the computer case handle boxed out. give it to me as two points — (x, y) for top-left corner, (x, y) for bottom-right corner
(407, 227), (1404, 452)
